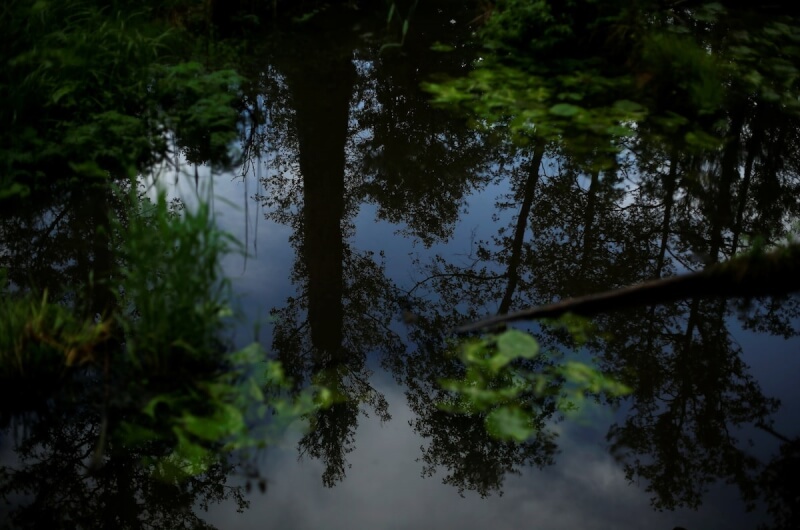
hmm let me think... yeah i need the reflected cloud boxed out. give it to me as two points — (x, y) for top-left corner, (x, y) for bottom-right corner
(201, 379), (762, 530)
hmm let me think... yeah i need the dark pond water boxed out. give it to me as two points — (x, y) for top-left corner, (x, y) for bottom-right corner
(3, 4), (800, 530)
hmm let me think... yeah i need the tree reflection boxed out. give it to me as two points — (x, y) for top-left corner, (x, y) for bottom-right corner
(241, 12), (535, 491)
(0, 186), (256, 529)
(250, 20), (400, 487)
(235, 8), (800, 511)
(399, 55), (800, 517)
(388, 314), (559, 496)
(0, 185), (125, 312)
(0, 393), (246, 530)
(758, 424), (800, 530)
(4, 5), (798, 525)
(602, 300), (778, 510)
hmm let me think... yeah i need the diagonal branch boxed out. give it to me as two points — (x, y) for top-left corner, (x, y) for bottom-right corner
(455, 244), (800, 334)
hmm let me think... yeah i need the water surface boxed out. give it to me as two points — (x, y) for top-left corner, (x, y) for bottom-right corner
(2, 4), (800, 529)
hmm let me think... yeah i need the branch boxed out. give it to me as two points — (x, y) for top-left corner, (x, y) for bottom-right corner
(455, 244), (800, 334)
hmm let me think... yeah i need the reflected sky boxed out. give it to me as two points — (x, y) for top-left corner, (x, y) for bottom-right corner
(198, 373), (771, 530)
(150, 157), (800, 529)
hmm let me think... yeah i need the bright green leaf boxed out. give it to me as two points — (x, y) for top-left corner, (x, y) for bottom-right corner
(496, 330), (539, 360)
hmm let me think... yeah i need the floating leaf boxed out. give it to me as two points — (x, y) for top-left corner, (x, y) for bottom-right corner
(143, 395), (173, 418)
(485, 406), (533, 442)
(461, 338), (489, 364)
(549, 103), (583, 117)
(181, 403), (245, 441)
(606, 124), (635, 137)
(496, 330), (539, 360)
(169, 430), (212, 477)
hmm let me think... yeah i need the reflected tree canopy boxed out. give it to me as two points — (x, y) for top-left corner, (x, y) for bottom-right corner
(2, 1), (800, 528)
(229, 1), (800, 516)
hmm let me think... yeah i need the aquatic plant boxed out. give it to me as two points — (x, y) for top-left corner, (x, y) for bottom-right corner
(441, 326), (631, 442)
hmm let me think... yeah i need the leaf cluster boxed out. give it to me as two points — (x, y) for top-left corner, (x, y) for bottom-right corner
(425, 0), (800, 157)
(120, 343), (326, 482)
(440, 328), (630, 442)
(0, 274), (111, 381)
(0, 188), (331, 482)
(0, 0), (241, 197)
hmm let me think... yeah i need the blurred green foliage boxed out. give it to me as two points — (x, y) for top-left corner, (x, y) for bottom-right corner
(424, 0), (800, 157)
(114, 191), (236, 375)
(441, 327), (630, 443)
(110, 190), (333, 478)
(0, 0), (241, 197)
(0, 273), (112, 378)
(0, 0), (355, 483)
(0, 189), (329, 480)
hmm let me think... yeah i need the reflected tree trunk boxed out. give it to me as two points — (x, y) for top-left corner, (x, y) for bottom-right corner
(655, 148), (679, 277)
(279, 43), (364, 488)
(579, 166), (601, 274)
(730, 108), (762, 254)
(498, 143), (544, 315)
(283, 50), (356, 365)
(709, 107), (746, 261)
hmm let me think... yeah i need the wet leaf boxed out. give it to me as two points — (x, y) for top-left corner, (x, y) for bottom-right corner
(181, 403), (245, 441)
(496, 329), (539, 360)
(549, 103), (582, 117)
(485, 406), (532, 442)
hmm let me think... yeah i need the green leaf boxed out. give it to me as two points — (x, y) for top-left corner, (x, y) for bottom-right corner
(0, 183), (29, 200)
(549, 103), (583, 117)
(247, 378), (265, 401)
(461, 338), (488, 363)
(496, 330), (539, 359)
(728, 45), (755, 57)
(263, 359), (286, 385)
(292, 10), (319, 24)
(431, 42), (454, 52)
(52, 85), (74, 104)
(181, 403), (245, 441)
(606, 124), (635, 137)
(230, 342), (263, 365)
(612, 99), (645, 114)
(315, 386), (335, 408)
(216, 305), (234, 318)
(380, 42), (403, 54)
(485, 406), (533, 442)
(143, 395), (172, 418)
(484, 330), (540, 373)
(169, 430), (211, 477)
